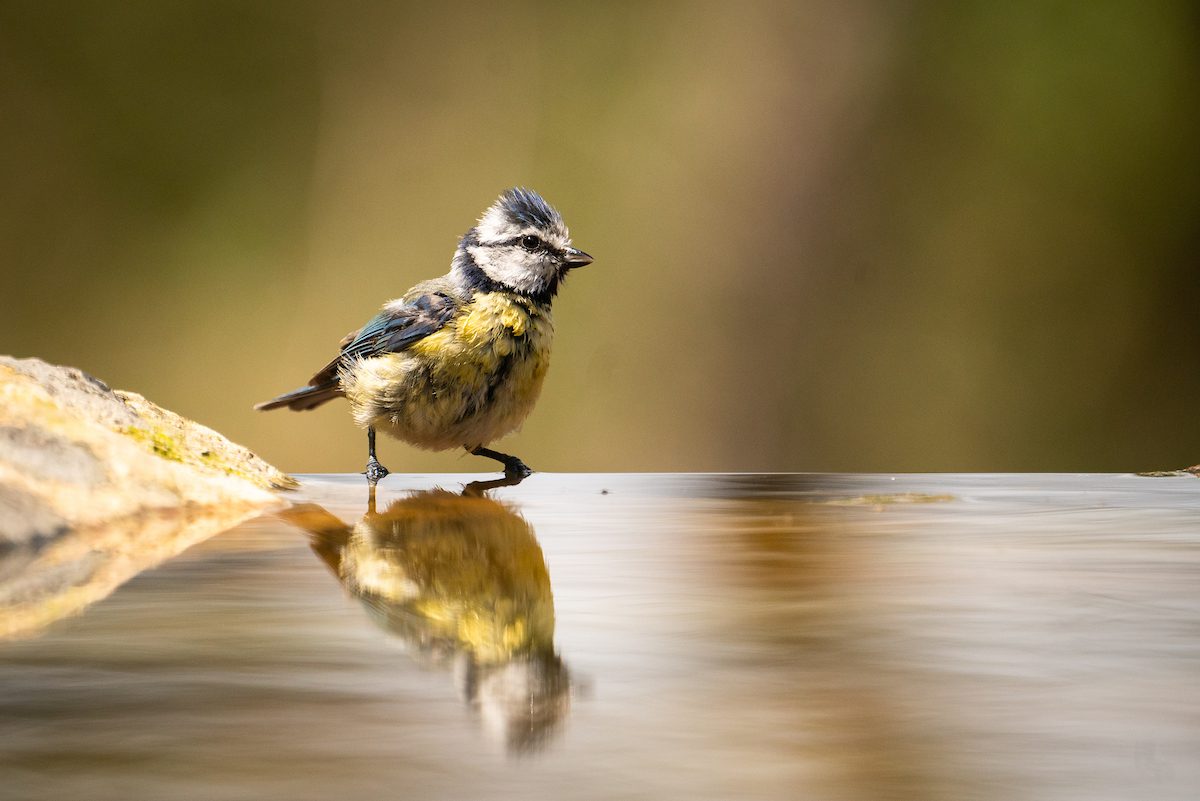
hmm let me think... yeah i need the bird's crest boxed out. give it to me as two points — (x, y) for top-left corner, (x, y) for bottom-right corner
(487, 187), (563, 230)
(475, 188), (568, 244)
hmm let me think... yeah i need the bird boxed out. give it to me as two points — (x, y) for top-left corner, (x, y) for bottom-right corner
(255, 188), (593, 483)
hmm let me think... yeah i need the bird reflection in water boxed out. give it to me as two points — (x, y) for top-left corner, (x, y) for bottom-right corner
(280, 475), (571, 754)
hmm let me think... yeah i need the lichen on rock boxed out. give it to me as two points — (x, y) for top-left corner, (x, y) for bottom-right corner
(116, 389), (297, 490)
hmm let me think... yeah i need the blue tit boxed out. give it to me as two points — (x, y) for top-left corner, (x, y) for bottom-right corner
(255, 188), (593, 483)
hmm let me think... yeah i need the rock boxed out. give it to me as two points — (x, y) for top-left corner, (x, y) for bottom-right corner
(1137, 467), (1200, 478)
(0, 356), (294, 546)
(0, 356), (296, 637)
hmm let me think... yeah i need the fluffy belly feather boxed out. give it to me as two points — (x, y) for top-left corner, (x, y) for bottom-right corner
(341, 293), (554, 451)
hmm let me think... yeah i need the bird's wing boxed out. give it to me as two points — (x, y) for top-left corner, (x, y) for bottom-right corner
(307, 291), (460, 385)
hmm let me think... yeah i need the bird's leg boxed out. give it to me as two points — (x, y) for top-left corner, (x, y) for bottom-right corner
(469, 446), (532, 478)
(364, 427), (390, 484)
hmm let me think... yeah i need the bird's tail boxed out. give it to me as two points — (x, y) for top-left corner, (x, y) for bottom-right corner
(254, 382), (343, 412)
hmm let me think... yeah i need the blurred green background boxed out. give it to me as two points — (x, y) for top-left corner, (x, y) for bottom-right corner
(2, 1), (1197, 473)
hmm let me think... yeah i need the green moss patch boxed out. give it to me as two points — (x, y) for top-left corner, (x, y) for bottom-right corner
(123, 426), (184, 462)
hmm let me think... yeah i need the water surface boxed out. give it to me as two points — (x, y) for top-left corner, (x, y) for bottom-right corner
(1, 473), (1198, 800)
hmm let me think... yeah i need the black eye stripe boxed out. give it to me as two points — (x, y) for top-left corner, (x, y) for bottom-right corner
(496, 236), (564, 257)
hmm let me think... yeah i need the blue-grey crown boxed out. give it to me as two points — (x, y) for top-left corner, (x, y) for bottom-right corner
(496, 187), (562, 229)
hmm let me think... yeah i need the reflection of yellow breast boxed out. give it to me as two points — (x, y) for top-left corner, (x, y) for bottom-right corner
(342, 491), (555, 664)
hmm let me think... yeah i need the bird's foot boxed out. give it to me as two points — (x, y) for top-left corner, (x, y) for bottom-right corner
(363, 458), (390, 484)
(502, 457), (533, 479)
(469, 446), (533, 479)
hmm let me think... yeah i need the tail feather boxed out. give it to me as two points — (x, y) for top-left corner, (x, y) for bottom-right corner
(255, 382), (343, 412)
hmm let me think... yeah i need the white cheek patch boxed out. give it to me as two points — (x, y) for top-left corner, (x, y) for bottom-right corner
(468, 245), (556, 294)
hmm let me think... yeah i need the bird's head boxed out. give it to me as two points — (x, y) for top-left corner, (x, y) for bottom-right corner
(455, 188), (593, 300)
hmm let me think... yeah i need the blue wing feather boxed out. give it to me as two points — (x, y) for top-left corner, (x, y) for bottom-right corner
(308, 292), (458, 385)
(256, 291), (460, 412)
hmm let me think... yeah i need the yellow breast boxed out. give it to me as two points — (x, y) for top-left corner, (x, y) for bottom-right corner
(348, 292), (556, 451)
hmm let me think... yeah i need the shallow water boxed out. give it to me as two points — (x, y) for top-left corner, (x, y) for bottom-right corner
(1, 473), (1198, 801)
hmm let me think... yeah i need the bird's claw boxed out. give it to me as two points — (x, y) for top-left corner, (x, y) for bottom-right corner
(503, 458), (533, 479)
(364, 459), (390, 484)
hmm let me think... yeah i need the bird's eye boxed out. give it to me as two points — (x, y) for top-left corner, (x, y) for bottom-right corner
(520, 235), (541, 252)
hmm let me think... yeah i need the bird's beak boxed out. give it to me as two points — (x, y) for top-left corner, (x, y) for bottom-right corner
(564, 247), (593, 268)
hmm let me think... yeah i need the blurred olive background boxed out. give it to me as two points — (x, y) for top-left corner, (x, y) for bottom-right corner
(1, 1), (1197, 473)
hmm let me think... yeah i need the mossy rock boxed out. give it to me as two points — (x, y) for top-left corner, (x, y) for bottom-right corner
(0, 356), (294, 545)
